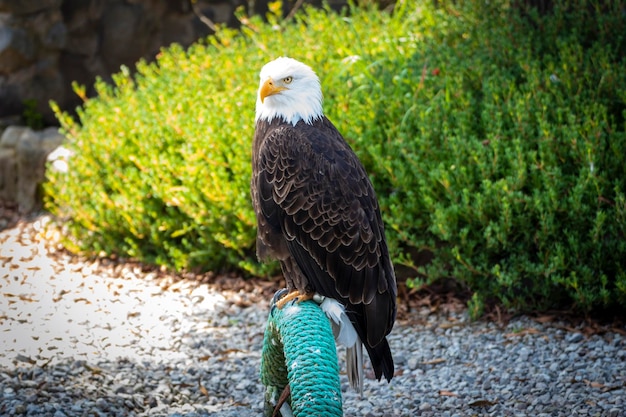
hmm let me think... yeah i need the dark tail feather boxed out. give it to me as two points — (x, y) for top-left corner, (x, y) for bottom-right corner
(365, 338), (394, 382)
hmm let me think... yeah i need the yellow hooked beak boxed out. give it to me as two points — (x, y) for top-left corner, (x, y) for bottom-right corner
(260, 77), (288, 103)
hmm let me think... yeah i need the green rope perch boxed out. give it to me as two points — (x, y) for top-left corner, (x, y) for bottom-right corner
(260, 290), (343, 417)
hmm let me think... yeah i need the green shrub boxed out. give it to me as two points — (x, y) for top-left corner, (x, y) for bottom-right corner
(328, 0), (626, 313)
(46, 0), (626, 313)
(22, 99), (45, 130)
(48, 42), (262, 273)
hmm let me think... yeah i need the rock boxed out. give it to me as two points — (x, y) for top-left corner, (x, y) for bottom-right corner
(0, 125), (28, 147)
(566, 333), (584, 343)
(16, 129), (48, 212)
(100, 3), (149, 72)
(0, 125), (64, 212)
(0, 115), (22, 128)
(0, 0), (63, 15)
(161, 13), (196, 47)
(608, 409), (620, 417)
(419, 402), (432, 411)
(0, 26), (36, 73)
(0, 6), (65, 122)
(62, 0), (106, 32)
(42, 18), (68, 49)
(0, 147), (17, 201)
(63, 30), (98, 55)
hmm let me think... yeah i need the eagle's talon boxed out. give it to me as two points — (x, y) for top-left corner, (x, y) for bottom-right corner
(270, 288), (289, 309)
(274, 290), (313, 309)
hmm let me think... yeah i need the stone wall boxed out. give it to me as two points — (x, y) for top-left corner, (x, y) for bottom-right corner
(0, 0), (251, 125)
(0, 0), (252, 213)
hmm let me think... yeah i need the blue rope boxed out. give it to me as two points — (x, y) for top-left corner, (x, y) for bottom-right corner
(260, 292), (343, 416)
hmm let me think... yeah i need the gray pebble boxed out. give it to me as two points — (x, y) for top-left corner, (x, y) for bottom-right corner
(419, 402), (432, 411)
(567, 333), (585, 343)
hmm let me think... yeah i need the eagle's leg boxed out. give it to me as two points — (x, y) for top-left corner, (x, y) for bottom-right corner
(274, 290), (314, 309)
(276, 258), (314, 308)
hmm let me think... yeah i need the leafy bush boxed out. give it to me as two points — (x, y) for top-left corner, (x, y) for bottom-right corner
(47, 0), (626, 313)
(328, 0), (626, 313)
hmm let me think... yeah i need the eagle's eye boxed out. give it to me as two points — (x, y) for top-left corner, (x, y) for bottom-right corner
(282, 76), (293, 84)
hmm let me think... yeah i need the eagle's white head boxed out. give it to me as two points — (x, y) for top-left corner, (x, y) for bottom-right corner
(255, 57), (324, 126)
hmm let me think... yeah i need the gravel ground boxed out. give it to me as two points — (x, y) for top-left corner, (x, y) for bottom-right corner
(1, 215), (625, 416)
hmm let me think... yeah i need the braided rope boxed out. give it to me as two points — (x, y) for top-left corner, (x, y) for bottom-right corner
(260, 297), (343, 417)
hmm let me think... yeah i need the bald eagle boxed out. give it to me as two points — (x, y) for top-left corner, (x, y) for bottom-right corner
(251, 57), (396, 389)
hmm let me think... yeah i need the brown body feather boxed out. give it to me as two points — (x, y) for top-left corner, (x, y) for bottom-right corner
(251, 116), (397, 382)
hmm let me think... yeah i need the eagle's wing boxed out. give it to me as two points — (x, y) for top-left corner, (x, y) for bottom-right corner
(255, 119), (396, 347)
